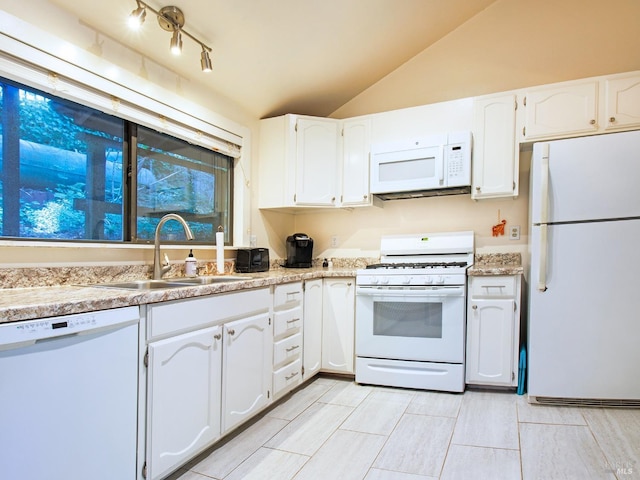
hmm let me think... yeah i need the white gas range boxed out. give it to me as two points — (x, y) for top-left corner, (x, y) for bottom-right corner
(355, 231), (474, 392)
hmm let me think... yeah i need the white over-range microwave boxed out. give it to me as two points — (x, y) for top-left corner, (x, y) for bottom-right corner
(370, 131), (472, 200)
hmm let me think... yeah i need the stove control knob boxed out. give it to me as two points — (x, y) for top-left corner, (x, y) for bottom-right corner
(402, 276), (412, 284)
(435, 276), (444, 284)
(370, 276), (379, 284)
(380, 277), (389, 285)
(424, 277), (433, 285)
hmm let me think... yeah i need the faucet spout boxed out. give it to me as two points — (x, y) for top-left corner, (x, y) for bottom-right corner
(153, 214), (195, 280)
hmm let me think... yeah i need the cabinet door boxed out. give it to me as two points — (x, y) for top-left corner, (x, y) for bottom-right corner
(222, 312), (272, 433)
(523, 81), (598, 140)
(322, 278), (355, 374)
(466, 299), (516, 386)
(303, 278), (323, 379)
(605, 74), (640, 130)
(472, 94), (518, 199)
(147, 325), (222, 480)
(341, 118), (372, 206)
(295, 118), (339, 206)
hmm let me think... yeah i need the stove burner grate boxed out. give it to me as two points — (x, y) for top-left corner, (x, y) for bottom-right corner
(365, 261), (468, 270)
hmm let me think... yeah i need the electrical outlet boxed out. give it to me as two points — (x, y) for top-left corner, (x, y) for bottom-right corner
(509, 225), (520, 240)
(331, 235), (339, 247)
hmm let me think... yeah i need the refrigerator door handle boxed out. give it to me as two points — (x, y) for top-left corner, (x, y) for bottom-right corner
(537, 144), (550, 292)
(539, 144), (550, 224)
(538, 224), (548, 292)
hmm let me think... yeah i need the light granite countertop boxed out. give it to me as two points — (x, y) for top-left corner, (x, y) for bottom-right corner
(0, 267), (357, 324)
(1, 252), (524, 323)
(467, 253), (524, 276)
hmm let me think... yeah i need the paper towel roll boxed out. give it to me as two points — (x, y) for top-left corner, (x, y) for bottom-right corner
(216, 231), (225, 274)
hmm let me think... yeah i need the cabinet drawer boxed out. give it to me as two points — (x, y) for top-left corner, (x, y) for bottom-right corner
(273, 306), (302, 338)
(273, 358), (302, 398)
(274, 282), (303, 309)
(148, 288), (270, 340)
(273, 333), (302, 369)
(469, 276), (516, 298)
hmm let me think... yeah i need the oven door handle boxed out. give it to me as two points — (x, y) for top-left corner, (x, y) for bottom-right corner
(356, 286), (465, 297)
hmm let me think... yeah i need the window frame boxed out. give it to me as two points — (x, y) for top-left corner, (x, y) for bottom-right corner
(0, 76), (235, 245)
(0, 19), (248, 250)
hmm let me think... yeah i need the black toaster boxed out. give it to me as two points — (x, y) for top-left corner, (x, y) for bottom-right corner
(235, 248), (270, 273)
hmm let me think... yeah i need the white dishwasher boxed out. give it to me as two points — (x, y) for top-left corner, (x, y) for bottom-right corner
(0, 306), (140, 480)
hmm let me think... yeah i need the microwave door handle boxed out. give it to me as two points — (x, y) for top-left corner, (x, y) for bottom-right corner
(439, 146), (445, 185)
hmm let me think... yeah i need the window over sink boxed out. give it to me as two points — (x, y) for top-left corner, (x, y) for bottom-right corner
(0, 77), (233, 244)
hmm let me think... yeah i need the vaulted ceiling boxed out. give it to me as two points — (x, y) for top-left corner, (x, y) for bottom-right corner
(50, 0), (497, 119)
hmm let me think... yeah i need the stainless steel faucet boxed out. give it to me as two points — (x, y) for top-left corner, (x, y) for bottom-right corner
(153, 213), (194, 279)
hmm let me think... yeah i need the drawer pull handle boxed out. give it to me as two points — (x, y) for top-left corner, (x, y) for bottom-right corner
(213, 333), (222, 340)
(286, 318), (300, 324)
(286, 345), (300, 352)
(482, 285), (506, 289)
(287, 291), (302, 296)
(285, 371), (299, 381)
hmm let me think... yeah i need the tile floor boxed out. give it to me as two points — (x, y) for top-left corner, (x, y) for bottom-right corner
(168, 376), (640, 480)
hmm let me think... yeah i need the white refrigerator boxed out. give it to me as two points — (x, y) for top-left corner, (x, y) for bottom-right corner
(528, 130), (640, 404)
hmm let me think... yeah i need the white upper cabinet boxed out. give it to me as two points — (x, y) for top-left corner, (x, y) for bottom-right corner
(295, 117), (340, 206)
(472, 94), (518, 199)
(522, 80), (599, 140)
(259, 114), (368, 210)
(341, 117), (372, 207)
(605, 73), (640, 130)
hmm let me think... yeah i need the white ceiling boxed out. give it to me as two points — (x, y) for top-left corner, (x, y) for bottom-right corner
(51, 0), (496, 119)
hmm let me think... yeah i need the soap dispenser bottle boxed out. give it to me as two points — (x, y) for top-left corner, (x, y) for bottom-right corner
(185, 249), (197, 277)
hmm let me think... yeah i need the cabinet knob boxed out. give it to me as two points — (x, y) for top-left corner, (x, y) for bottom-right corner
(610, 116), (616, 123)
(228, 328), (235, 336)
(472, 305), (478, 310)
(331, 197), (336, 202)
(475, 186), (481, 192)
(363, 194), (368, 200)
(214, 333), (221, 340)
(590, 119), (596, 125)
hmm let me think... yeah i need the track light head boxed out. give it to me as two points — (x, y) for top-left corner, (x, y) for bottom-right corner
(128, 4), (147, 29)
(170, 29), (183, 55)
(200, 48), (212, 72)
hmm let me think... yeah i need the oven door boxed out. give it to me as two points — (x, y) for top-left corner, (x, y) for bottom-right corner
(355, 285), (465, 363)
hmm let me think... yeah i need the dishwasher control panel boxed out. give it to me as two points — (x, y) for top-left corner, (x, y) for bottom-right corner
(0, 306), (139, 346)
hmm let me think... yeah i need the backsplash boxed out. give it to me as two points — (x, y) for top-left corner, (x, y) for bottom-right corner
(0, 257), (378, 289)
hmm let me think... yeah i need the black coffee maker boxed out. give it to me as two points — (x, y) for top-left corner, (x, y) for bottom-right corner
(285, 233), (314, 268)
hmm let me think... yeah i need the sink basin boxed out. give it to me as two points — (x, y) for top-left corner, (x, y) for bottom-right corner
(169, 275), (253, 285)
(92, 280), (193, 290)
(91, 276), (253, 290)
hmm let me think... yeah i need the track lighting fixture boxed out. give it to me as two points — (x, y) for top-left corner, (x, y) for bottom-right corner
(128, 2), (213, 72)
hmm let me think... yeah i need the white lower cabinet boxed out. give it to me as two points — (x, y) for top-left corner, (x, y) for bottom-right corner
(272, 282), (303, 399)
(303, 278), (323, 379)
(321, 277), (355, 374)
(146, 325), (222, 480)
(466, 275), (521, 387)
(222, 311), (272, 433)
(144, 288), (271, 480)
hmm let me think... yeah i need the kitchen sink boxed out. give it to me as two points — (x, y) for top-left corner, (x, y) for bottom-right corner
(92, 280), (193, 290)
(91, 276), (253, 290)
(168, 275), (253, 285)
